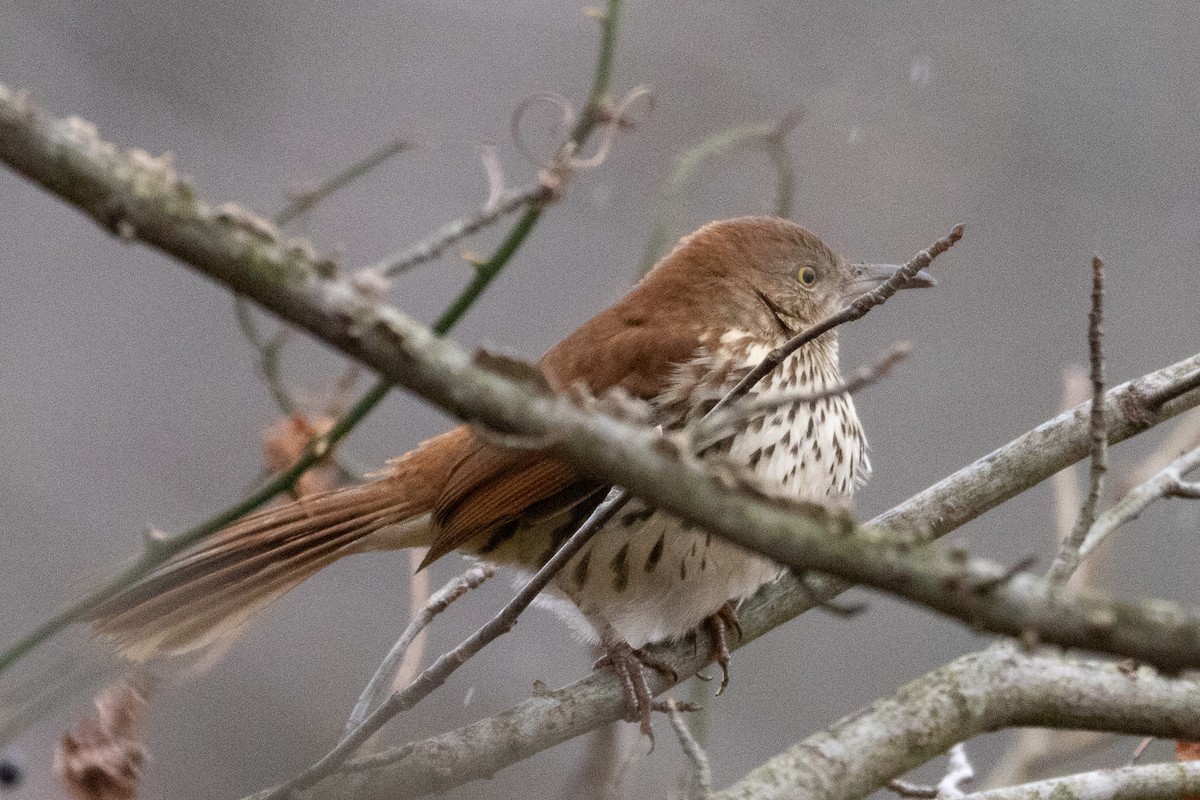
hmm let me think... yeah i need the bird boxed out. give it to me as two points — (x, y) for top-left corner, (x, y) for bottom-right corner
(89, 216), (934, 732)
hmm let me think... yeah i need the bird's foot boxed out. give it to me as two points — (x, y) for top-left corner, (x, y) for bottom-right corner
(594, 638), (680, 740)
(700, 601), (742, 696)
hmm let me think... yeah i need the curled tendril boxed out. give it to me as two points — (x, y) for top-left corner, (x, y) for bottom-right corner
(571, 84), (654, 169)
(510, 85), (655, 200)
(511, 92), (578, 171)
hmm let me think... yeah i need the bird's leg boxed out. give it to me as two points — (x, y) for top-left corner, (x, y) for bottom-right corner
(702, 601), (742, 695)
(593, 627), (679, 739)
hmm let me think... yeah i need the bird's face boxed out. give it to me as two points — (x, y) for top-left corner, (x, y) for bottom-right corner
(725, 218), (936, 333)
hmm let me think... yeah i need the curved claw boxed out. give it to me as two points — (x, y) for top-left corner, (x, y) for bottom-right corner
(705, 601), (740, 696)
(594, 634), (681, 741)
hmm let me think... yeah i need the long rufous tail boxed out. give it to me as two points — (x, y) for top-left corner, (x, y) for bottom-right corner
(87, 429), (473, 662)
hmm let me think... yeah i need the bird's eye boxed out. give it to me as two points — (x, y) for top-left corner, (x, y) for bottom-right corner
(798, 266), (817, 287)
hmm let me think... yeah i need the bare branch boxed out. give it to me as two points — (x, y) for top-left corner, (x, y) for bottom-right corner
(960, 762), (1200, 800)
(275, 136), (417, 227)
(1076, 445), (1200, 562)
(710, 644), (1200, 800)
(345, 563), (494, 735)
(667, 699), (712, 800)
(1048, 256), (1108, 582)
(360, 182), (551, 280)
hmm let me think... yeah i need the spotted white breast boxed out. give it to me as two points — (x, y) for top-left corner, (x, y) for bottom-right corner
(501, 331), (869, 647)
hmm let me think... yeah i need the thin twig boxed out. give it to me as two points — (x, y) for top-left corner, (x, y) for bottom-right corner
(937, 744), (975, 799)
(345, 564), (494, 735)
(1130, 737), (1155, 764)
(1075, 445), (1200, 562)
(233, 298), (295, 416)
(392, 549), (432, 694)
(1048, 256), (1108, 583)
(708, 224), (964, 418)
(666, 698), (712, 800)
(692, 341), (910, 450)
(238, 133), (415, 432)
(889, 780), (939, 798)
(1051, 366), (1088, 542)
(261, 487), (632, 799)
(710, 643), (1200, 800)
(360, 183), (549, 280)
(275, 136), (417, 227)
(395, 83), (649, 294)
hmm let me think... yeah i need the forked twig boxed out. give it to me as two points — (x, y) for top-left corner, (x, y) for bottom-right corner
(345, 563), (494, 735)
(1076, 445), (1200, 562)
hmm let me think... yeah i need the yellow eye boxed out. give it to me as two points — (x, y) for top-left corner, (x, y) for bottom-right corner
(798, 266), (817, 287)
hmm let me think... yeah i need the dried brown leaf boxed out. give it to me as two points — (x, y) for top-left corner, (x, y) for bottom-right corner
(55, 675), (153, 800)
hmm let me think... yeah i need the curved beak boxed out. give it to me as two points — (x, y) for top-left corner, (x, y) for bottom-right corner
(847, 263), (938, 298)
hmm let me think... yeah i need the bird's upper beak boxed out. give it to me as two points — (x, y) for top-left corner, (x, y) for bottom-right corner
(846, 262), (938, 299)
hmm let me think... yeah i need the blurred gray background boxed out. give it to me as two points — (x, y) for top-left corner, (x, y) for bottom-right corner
(3, 1), (1200, 797)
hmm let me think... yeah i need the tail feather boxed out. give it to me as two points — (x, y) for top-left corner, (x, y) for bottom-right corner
(89, 479), (432, 661)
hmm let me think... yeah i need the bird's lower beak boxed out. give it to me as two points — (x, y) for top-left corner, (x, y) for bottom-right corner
(847, 263), (938, 297)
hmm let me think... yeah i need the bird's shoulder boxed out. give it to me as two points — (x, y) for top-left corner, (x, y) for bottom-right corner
(423, 299), (711, 564)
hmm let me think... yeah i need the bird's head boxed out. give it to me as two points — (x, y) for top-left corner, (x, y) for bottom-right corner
(650, 216), (935, 337)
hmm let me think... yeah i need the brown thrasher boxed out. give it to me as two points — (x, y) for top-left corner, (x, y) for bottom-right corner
(90, 216), (932, 730)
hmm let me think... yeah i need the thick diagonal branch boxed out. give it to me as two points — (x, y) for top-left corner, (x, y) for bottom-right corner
(7, 84), (1200, 800)
(5, 85), (1200, 671)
